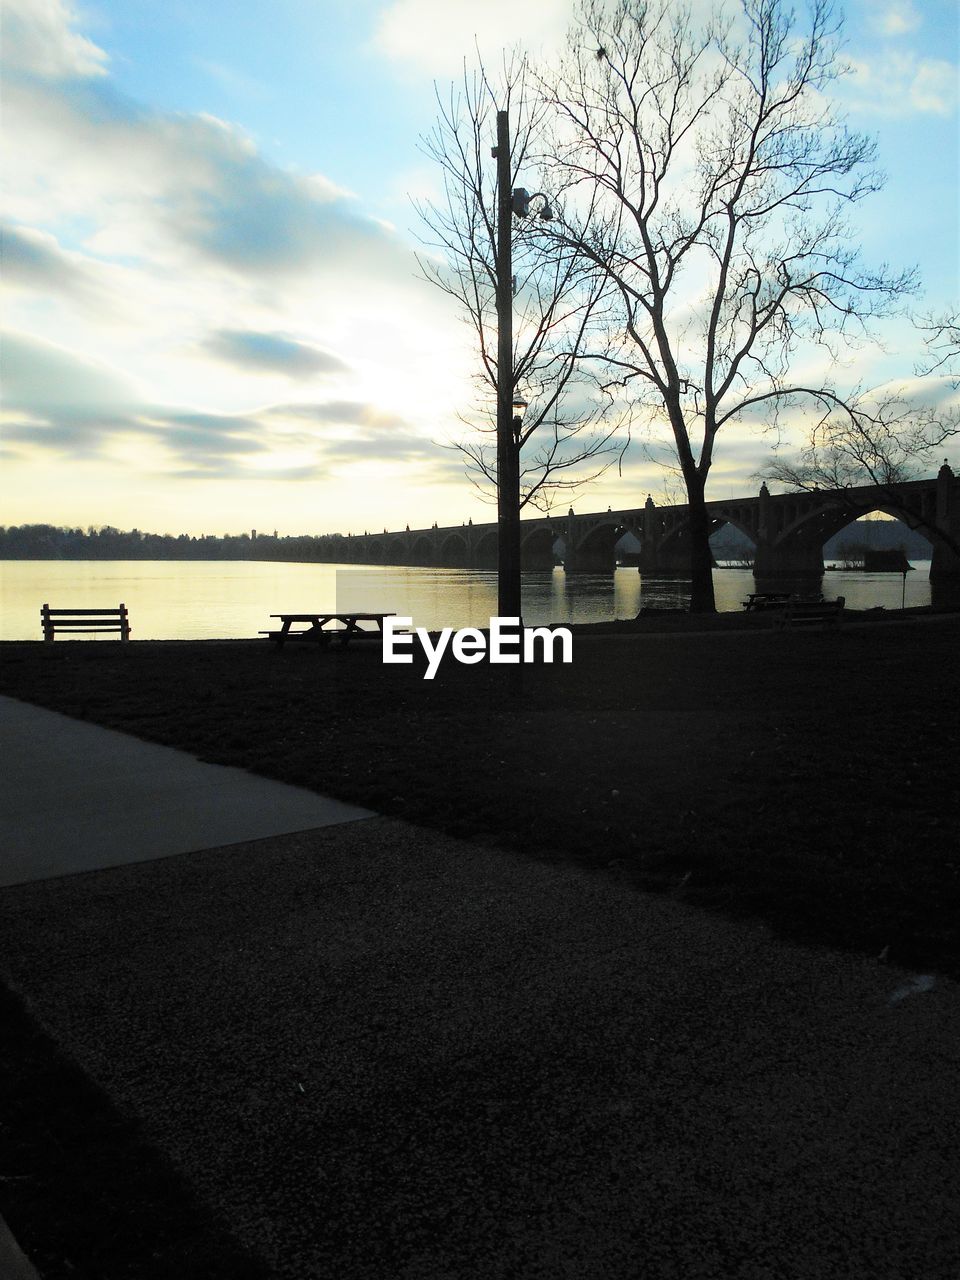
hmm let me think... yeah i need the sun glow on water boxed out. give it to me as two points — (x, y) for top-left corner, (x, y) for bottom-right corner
(0, 560), (936, 642)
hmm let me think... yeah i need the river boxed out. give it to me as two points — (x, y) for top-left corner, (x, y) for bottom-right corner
(0, 559), (936, 642)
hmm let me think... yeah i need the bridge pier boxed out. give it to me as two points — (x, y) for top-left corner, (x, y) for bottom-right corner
(930, 462), (960, 582)
(930, 544), (960, 581)
(639, 540), (694, 576)
(753, 541), (824, 580)
(559, 512), (617, 572)
(564, 545), (615, 573)
(521, 545), (558, 571)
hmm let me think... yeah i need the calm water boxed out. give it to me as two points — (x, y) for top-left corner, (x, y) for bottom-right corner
(0, 559), (935, 641)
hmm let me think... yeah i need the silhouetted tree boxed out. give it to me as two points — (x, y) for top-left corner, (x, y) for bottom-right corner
(916, 309), (960, 387)
(759, 388), (959, 555)
(418, 58), (631, 612)
(539, 0), (913, 610)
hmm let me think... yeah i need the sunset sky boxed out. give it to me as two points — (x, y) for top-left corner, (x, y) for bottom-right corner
(2, 0), (958, 537)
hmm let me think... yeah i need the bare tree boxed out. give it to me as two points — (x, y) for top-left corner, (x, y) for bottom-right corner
(760, 364), (960, 555)
(539, 0), (914, 610)
(915, 308), (960, 386)
(417, 60), (631, 610)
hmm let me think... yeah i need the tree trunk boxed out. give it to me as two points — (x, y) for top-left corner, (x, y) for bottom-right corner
(686, 478), (716, 613)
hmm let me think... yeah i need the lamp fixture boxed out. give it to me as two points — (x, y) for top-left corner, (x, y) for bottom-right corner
(511, 188), (554, 220)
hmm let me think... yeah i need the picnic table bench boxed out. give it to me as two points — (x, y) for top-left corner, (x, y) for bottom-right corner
(260, 612), (396, 649)
(742, 592), (794, 612)
(42, 603), (130, 642)
(774, 596), (845, 631)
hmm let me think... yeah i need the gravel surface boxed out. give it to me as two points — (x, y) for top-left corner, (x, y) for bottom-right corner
(2, 818), (958, 1279)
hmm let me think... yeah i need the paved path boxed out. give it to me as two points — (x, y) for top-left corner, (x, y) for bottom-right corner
(1, 698), (958, 1278)
(0, 1216), (40, 1280)
(0, 695), (373, 886)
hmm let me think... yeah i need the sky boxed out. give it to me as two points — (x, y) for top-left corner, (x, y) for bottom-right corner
(2, 0), (958, 537)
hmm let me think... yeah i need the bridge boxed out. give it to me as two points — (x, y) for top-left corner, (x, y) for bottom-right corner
(316, 464), (960, 582)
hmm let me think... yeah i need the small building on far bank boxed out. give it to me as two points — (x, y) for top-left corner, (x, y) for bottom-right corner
(864, 549), (913, 573)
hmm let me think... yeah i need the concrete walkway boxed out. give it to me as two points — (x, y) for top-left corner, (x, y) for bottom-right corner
(0, 695), (373, 886)
(1, 697), (958, 1278)
(0, 1216), (40, 1280)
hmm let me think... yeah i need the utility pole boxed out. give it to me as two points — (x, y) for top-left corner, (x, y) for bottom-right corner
(495, 109), (521, 620)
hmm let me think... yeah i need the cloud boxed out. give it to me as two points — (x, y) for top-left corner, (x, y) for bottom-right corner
(1, 0), (109, 81)
(3, 74), (418, 288)
(906, 59), (959, 115)
(2, 331), (264, 468)
(1, 223), (108, 303)
(202, 331), (350, 378)
(872, 3), (922, 36)
(192, 58), (268, 101)
(166, 122), (400, 276)
(265, 401), (411, 429)
(1, 328), (450, 479)
(2, 331), (140, 419)
(0, 1), (469, 480)
(845, 52), (958, 116)
(323, 431), (444, 462)
(373, 0), (573, 75)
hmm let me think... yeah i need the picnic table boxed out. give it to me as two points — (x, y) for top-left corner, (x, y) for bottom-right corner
(742, 592), (793, 612)
(775, 596), (845, 631)
(260, 612), (396, 649)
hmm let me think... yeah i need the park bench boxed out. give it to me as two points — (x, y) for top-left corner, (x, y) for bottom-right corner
(742, 592), (794, 612)
(41, 603), (130, 642)
(774, 596), (845, 631)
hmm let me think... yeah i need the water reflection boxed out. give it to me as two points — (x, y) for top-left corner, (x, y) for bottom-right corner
(0, 559), (938, 641)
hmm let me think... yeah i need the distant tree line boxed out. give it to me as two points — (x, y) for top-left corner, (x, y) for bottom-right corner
(0, 525), (355, 562)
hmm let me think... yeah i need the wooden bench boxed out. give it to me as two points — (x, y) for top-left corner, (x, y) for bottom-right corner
(41, 603), (130, 642)
(742, 592), (794, 612)
(774, 596), (845, 631)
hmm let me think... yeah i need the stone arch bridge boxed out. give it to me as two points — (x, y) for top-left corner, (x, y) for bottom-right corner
(316, 465), (960, 582)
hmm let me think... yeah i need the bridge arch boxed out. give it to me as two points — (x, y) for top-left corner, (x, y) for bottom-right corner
(378, 535), (410, 565)
(783, 501), (936, 550)
(709, 516), (758, 565)
(658, 511), (749, 550)
(708, 511), (760, 547)
(410, 534), (436, 566)
(770, 500), (939, 560)
(567, 519), (621, 571)
(472, 529), (498, 569)
(520, 525), (558, 570)
(438, 531), (468, 567)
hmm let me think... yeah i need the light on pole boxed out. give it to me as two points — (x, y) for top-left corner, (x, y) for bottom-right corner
(511, 188), (554, 221)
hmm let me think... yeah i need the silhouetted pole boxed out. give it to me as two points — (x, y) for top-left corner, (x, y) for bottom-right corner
(495, 109), (522, 620)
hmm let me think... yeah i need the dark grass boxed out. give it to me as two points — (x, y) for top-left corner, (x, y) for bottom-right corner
(2, 613), (958, 979)
(1, 616), (958, 1276)
(0, 984), (268, 1280)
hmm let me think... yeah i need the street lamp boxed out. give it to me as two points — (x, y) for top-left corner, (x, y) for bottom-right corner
(495, 111), (520, 618)
(493, 123), (554, 620)
(511, 188), (554, 221)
